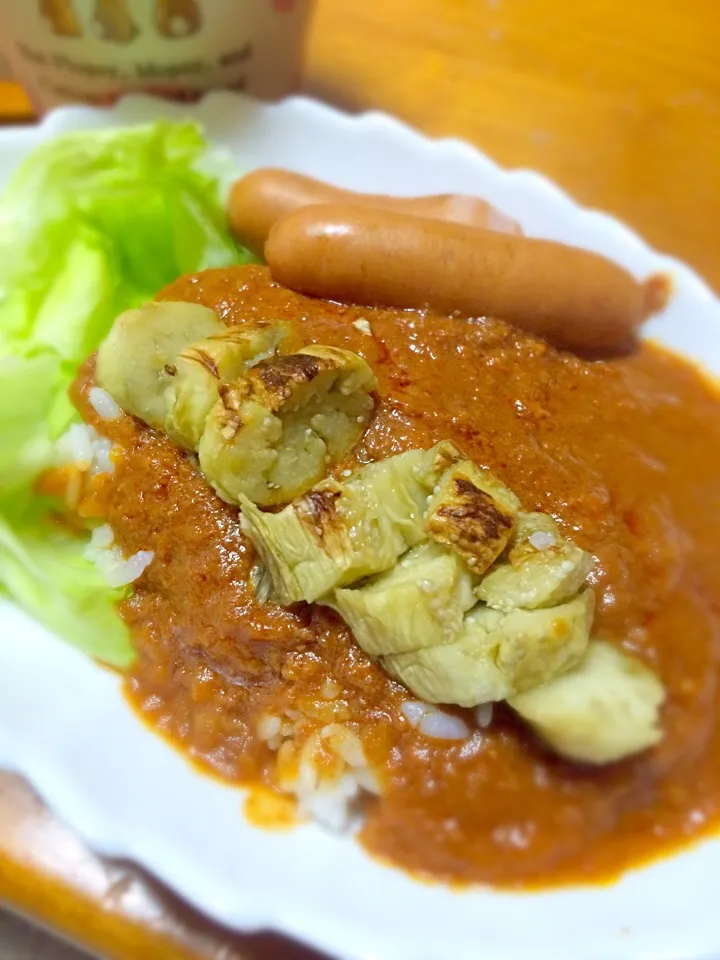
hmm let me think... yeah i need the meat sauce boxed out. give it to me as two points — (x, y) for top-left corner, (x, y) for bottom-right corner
(73, 265), (720, 888)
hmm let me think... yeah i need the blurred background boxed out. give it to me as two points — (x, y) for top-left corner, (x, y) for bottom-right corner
(2, 0), (717, 282)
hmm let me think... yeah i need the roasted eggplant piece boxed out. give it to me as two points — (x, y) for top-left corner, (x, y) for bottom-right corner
(164, 322), (290, 448)
(383, 609), (510, 706)
(509, 639), (665, 764)
(330, 542), (477, 656)
(239, 442), (461, 603)
(476, 512), (593, 611)
(198, 345), (376, 506)
(383, 589), (594, 707)
(491, 588), (594, 692)
(424, 460), (518, 574)
(95, 301), (224, 428)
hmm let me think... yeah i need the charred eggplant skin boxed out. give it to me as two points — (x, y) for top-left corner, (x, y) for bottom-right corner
(477, 512), (593, 611)
(165, 322), (290, 449)
(199, 346), (376, 506)
(238, 442), (460, 603)
(424, 461), (518, 574)
(96, 301), (376, 507)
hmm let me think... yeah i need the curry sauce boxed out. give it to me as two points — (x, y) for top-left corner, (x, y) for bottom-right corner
(72, 265), (720, 888)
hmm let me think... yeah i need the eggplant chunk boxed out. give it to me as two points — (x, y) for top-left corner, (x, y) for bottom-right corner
(383, 612), (510, 706)
(239, 442), (461, 603)
(476, 512), (593, 611)
(383, 589), (594, 707)
(164, 322), (290, 448)
(492, 588), (594, 692)
(329, 542), (477, 656)
(95, 301), (223, 428)
(424, 461), (518, 574)
(509, 639), (665, 764)
(198, 345), (376, 506)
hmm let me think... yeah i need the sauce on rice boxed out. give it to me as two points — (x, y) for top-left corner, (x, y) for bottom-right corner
(70, 265), (720, 888)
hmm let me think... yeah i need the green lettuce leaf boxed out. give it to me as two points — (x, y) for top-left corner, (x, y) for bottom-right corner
(0, 120), (252, 666)
(0, 496), (133, 667)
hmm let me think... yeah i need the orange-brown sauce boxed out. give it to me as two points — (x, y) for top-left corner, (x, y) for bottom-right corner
(72, 265), (720, 888)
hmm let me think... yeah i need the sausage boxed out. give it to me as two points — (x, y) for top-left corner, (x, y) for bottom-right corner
(228, 168), (521, 257)
(266, 204), (661, 355)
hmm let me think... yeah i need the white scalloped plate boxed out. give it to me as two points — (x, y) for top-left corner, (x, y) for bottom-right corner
(1, 92), (719, 960)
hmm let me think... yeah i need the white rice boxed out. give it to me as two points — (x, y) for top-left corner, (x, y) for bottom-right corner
(320, 678), (341, 700)
(89, 524), (114, 549)
(256, 714), (282, 742)
(84, 523), (154, 588)
(419, 710), (470, 740)
(352, 318), (373, 336)
(90, 436), (115, 475)
(88, 386), (122, 421)
(474, 702), (494, 728)
(54, 422), (117, 476)
(258, 705), (380, 832)
(54, 423), (93, 469)
(529, 530), (556, 550)
(321, 723), (367, 767)
(295, 766), (365, 832)
(400, 700), (432, 726)
(52, 423), (152, 587)
(401, 700), (470, 740)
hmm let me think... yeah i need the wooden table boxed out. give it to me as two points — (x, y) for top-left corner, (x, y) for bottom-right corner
(0, 0), (717, 956)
